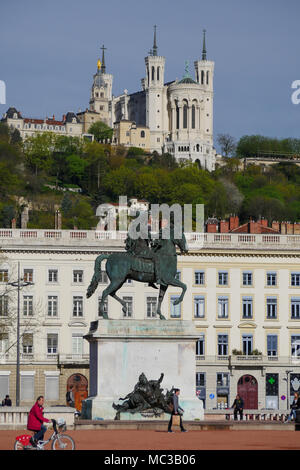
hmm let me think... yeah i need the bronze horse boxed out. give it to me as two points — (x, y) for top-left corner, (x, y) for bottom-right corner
(86, 232), (188, 320)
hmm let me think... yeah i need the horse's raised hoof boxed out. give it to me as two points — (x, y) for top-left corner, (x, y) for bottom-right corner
(172, 298), (181, 306)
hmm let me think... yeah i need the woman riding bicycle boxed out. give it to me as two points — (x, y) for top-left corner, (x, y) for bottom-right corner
(27, 395), (51, 447)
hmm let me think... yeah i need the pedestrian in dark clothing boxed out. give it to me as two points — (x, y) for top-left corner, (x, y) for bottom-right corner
(168, 389), (187, 433)
(2, 395), (12, 406)
(66, 385), (75, 407)
(286, 392), (300, 422)
(232, 394), (244, 421)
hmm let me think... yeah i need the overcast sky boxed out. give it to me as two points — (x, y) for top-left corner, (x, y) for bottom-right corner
(1, 0), (299, 146)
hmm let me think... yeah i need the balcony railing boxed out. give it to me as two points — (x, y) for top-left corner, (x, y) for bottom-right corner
(196, 355), (300, 365)
(1, 229), (300, 251)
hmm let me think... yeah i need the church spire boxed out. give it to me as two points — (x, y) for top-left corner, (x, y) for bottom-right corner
(202, 29), (207, 60)
(152, 25), (158, 56)
(101, 44), (107, 73)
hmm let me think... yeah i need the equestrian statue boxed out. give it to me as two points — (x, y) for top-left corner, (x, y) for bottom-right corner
(86, 213), (188, 320)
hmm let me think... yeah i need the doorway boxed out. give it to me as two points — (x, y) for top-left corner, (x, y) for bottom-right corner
(67, 373), (88, 412)
(237, 374), (258, 409)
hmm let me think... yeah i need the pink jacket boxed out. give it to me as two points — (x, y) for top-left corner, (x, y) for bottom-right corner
(27, 402), (50, 431)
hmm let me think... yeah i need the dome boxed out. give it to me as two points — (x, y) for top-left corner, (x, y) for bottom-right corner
(178, 76), (197, 84)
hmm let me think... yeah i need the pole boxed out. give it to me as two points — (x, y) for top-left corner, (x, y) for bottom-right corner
(7, 264), (33, 408)
(16, 261), (20, 407)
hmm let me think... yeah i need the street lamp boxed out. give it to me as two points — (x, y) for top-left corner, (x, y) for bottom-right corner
(284, 369), (293, 411)
(8, 261), (34, 406)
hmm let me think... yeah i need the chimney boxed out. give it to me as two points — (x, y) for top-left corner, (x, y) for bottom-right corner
(281, 222), (287, 234)
(206, 219), (218, 233)
(272, 221), (280, 232)
(258, 218), (268, 227)
(220, 220), (229, 233)
(229, 215), (239, 231)
(53, 114), (55, 120)
(249, 220), (258, 233)
(286, 222), (293, 234)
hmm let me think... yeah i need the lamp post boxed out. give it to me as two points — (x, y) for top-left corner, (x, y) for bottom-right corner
(8, 262), (34, 406)
(285, 369), (293, 411)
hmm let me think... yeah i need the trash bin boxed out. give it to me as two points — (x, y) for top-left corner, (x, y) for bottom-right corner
(295, 410), (300, 424)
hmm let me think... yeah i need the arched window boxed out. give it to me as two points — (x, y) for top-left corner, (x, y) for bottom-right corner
(206, 71), (209, 85)
(196, 144), (200, 152)
(157, 66), (160, 81)
(201, 70), (204, 85)
(140, 130), (145, 138)
(176, 104), (180, 129)
(183, 102), (188, 129)
(152, 66), (155, 82)
(192, 105), (196, 129)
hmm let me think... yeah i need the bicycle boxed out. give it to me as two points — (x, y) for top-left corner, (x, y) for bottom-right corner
(14, 418), (75, 450)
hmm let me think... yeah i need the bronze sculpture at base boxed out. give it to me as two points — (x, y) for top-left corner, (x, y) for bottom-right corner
(112, 372), (174, 420)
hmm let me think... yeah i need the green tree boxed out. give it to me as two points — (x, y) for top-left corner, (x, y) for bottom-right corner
(88, 121), (113, 142)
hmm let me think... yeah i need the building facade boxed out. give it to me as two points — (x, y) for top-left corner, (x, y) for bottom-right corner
(1, 108), (83, 140)
(0, 229), (300, 412)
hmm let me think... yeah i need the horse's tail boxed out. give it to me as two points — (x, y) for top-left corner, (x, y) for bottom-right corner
(86, 253), (110, 298)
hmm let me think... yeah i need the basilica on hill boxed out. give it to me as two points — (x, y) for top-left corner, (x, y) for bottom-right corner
(2, 27), (216, 170)
(85, 27), (216, 170)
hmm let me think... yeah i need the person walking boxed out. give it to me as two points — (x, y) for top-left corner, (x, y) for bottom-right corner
(66, 385), (75, 407)
(168, 388), (187, 433)
(27, 396), (51, 447)
(286, 392), (300, 422)
(2, 395), (12, 406)
(232, 394), (244, 421)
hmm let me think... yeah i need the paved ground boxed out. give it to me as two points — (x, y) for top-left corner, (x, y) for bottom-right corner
(1, 428), (300, 450)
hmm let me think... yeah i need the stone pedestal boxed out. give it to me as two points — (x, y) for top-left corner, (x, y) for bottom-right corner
(83, 319), (203, 421)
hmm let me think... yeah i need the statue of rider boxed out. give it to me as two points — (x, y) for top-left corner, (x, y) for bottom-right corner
(125, 211), (165, 287)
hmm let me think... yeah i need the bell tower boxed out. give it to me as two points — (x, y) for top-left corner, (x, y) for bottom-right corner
(144, 26), (166, 152)
(194, 30), (214, 152)
(89, 45), (113, 125)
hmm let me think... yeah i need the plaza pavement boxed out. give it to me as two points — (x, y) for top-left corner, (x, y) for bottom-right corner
(1, 427), (300, 450)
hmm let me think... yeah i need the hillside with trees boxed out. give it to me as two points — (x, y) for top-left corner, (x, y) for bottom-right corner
(1, 121), (300, 229)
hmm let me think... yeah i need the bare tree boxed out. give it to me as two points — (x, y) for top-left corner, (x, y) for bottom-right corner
(217, 134), (237, 158)
(0, 258), (44, 360)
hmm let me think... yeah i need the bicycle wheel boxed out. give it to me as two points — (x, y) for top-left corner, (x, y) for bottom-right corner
(51, 434), (75, 450)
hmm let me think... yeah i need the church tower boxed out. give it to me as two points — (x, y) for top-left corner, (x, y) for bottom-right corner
(89, 45), (113, 126)
(193, 30), (214, 158)
(144, 26), (167, 152)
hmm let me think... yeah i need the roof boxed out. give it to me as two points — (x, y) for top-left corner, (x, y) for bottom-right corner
(5, 107), (22, 119)
(178, 76), (197, 84)
(64, 112), (80, 123)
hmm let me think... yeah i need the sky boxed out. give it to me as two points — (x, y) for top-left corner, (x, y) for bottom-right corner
(1, 0), (300, 147)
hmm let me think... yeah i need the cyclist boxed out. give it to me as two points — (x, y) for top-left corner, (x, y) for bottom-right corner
(27, 395), (51, 447)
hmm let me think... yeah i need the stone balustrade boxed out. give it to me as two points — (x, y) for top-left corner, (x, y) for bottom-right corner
(0, 229), (300, 251)
(0, 406), (75, 429)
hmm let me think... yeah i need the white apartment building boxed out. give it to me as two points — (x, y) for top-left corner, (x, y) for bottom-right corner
(0, 229), (300, 412)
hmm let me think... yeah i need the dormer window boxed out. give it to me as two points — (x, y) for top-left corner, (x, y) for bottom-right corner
(72, 118), (76, 123)
(13, 113), (17, 119)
